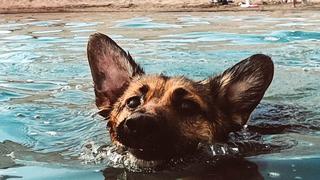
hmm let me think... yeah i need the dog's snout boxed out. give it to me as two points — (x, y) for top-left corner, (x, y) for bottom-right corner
(124, 113), (157, 136)
(116, 112), (163, 148)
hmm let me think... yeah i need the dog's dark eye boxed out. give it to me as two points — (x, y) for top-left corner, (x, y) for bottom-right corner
(178, 100), (201, 115)
(126, 96), (141, 109)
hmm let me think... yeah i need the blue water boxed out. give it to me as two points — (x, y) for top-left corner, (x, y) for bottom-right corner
(0, 12), (320, 179)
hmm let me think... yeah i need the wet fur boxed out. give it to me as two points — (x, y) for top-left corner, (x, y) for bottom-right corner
(87, 33), (274, 163)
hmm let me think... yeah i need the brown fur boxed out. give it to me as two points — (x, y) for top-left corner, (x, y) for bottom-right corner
(110, 76), (214, 141)
(87, 33), (274, 161)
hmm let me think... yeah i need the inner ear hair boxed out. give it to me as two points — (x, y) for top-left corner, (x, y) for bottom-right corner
(87, 33), (144, 117)
(207, 54), (274, 132)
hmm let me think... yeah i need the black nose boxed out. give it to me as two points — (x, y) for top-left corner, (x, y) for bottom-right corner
(123, 113), (157, 137)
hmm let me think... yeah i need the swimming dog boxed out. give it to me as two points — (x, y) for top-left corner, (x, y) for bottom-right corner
(87, 32), (274, 164)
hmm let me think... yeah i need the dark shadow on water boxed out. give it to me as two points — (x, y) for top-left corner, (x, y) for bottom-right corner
(0, 175), (23, 180)
(103, 157), (263, 180)
(250, 103), (318, 134)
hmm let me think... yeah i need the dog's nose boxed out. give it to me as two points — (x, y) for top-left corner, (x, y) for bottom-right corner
(123, 113), (157, 137)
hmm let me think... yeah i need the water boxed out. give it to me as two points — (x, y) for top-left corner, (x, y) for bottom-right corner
(0, 11), (320, 179)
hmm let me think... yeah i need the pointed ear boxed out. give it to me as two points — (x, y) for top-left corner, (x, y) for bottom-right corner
(87, 33), (144, 115)
(206, 54), (274, 131)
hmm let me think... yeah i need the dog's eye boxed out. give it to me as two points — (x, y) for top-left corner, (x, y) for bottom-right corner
(126, 96), (141, 109)
(178, 100), (201, 115)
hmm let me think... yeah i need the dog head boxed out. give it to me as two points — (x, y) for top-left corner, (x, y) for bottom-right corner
(87, 33), (274, 161)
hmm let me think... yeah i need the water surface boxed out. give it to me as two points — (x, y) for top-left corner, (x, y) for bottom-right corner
(0, 11), (320, 179)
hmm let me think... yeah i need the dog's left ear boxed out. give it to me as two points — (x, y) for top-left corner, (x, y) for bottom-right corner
(205, 54), (274, 132)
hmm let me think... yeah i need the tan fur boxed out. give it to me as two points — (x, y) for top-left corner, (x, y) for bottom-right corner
(220, 72), (233, 89)
(180, 120), (214, 143)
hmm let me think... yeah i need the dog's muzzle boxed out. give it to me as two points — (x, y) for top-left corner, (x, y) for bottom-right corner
(116, 113), (164, 148)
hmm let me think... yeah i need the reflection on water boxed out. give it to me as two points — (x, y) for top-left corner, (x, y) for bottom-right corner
(0, 11), (320, 179)
(102, 157), (264, 180)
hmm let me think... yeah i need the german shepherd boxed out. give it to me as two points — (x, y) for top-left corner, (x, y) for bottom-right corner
(87, 33), (274, 165)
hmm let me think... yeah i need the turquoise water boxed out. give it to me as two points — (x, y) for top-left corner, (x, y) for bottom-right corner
(0, 11), (320, 179)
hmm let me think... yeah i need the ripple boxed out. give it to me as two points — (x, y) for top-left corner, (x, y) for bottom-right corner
(269, 31), (320, 42)
(0, 30), (11, 34)
(2, 35), (34, 40)
(0, 89), (26, 102)
(0, 51), (41, 63)
(157, 30), (320, 46)
(65, 22), (101, 28)
(0, 23), (25, 28)
(0, 107), (30, 143)
(37, 36), (62, 41)
(264, 36), (280, 41)
(32, 30), (63, 34)
(113, 17), (181, 29)
(275, 22), (317, 27)
(0, 80), (63, 91)
(71, 29), (96, 33)
(178, 16), (210, 25)
(28, 20), (62, 27)
(1, 102), (107, 155)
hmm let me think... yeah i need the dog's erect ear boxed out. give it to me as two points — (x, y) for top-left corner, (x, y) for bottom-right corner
(205, 54), (274, 131)
(87, 33), (144, 115)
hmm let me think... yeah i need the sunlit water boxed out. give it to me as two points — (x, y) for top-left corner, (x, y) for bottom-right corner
(0, 11), (320, 179)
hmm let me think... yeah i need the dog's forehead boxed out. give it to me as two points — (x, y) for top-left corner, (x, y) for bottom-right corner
(117, 75), (210, 112)
(120, 75), (198, 98)
(128, 75), (197, 94)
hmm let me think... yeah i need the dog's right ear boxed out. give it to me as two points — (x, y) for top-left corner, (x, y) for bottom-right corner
(87, 33), (144, 116)
(203, 54), (274, 133)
